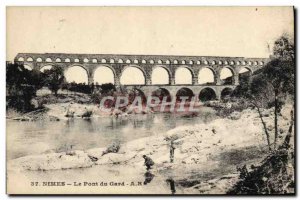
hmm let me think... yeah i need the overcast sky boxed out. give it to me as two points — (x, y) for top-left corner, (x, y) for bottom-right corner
(7, 6), (294, 60)
(6, 7), (294, 84)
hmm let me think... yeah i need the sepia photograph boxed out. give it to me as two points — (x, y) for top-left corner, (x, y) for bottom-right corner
(6, 6), (295, 195)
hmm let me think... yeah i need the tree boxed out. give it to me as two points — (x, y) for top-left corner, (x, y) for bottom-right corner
(6, 63), (44, 111)
(273, 33), (294, 61)
(261, 59), (294, 149)
(43, 66), (65, 96)
(228, 34), (295, 194)
(233, 34), (294, 150)
(263, 34), (294, 149)
(250, 75), (275, 150)
(100, 83), (116, 94)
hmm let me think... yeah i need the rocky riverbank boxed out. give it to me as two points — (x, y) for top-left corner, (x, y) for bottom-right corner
(7, 103), (293, 194)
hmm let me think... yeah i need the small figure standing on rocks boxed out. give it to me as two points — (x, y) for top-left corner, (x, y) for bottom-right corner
(170, 140), (176, 163)
(212, 128), (217, 135)
(143, 155), (154, 170)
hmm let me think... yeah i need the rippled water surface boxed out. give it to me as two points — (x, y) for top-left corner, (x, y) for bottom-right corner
(7, 107), (217, 160)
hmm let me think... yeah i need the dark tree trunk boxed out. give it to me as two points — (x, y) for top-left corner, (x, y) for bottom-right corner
(280, 109), (294, 150)
(274, 89), (279, 149)
(255, 103), (271, 151)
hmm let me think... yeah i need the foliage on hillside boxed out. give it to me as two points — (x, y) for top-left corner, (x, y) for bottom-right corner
(227, 34), (295, 194)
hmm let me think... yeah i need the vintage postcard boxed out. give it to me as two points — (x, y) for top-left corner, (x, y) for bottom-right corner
(6, 6), (295, 195)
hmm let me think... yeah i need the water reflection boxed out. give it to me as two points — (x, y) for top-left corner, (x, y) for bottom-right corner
(166, 178), (176, 194)
(143, 171), (154, 185)
(7, 107), (217, 160)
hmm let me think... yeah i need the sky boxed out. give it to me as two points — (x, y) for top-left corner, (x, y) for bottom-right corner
(7, 7), (294, 84)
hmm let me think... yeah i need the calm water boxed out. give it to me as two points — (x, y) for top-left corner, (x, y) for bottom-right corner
(7, 107), (217, 160)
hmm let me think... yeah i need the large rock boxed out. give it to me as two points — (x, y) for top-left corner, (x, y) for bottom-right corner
(85, 147), (106, 159)
(8, 150), (94, 171)
(96, 152), (137, 165)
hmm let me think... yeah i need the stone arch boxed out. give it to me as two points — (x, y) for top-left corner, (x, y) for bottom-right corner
(118, 59), (124, 63)
(64, 64), (89, 84)
(151, 88), (172, 102)
(199, 87), (217, 102)
(101, 59), (107, 63)
(128, 88), (147, 104)
(110, 59), (115, 63)
(40, 64), (54, 72)
(120, 65), (146, 85)
(175, 66), (194, 85)
(46, 58), (52, 62)
(220, 66), (235, 85)
(125, 59), (131, 64)
(92, 59), (98, 63)
(83, 58), (89, 63)
(151, 65), (171, 85)
(239, 66), (252, 74)
(17, 57), (24, 62)
(65, 58), (71, 63)
(133, 59), (139, 64)
(26, 57), (33, 62)
(175, 87), (195, 101)
(221, 87), (233, 100)
(142, 59), (147, 64)
(74, 58), (80, 63)
(55, 58), (62, 62)
(93, 65), (115, 85)
(198, 67), (216, 85)
(36, 57), (43, 62)
(165, 60), (170, 64)
(24, 64), (33, 71)
(239, 66), (252, 83)
(173, 60), (178, 64)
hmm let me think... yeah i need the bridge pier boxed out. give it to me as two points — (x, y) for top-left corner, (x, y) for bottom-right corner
(216, 74), (222, 85)
(88, 77), (94, 85)
(215, 88), (222, 100)
(234, 74), (239, 85)
(170, 78), (175, 85)
(192, 76), (198, 85)
(114, 77), (121, 87)
(146, 78), (152, 85)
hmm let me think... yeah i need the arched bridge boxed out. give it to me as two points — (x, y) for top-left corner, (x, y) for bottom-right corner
(15, 53), (269, 100)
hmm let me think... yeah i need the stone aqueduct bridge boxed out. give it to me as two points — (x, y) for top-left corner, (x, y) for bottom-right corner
(15, 53), (269, 100)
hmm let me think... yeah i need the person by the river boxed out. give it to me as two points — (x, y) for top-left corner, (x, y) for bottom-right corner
(166, 178), (176, 194)
(143, 155), (154, 170)
(64, 103), (75, 118)
(170, 140), (176, 163)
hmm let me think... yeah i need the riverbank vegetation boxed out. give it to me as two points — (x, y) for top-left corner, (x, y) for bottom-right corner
(223, 34), (295, 194)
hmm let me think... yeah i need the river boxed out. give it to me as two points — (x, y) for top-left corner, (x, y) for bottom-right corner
(7, 106), (217, 161)
(7, 106), (270, 194)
